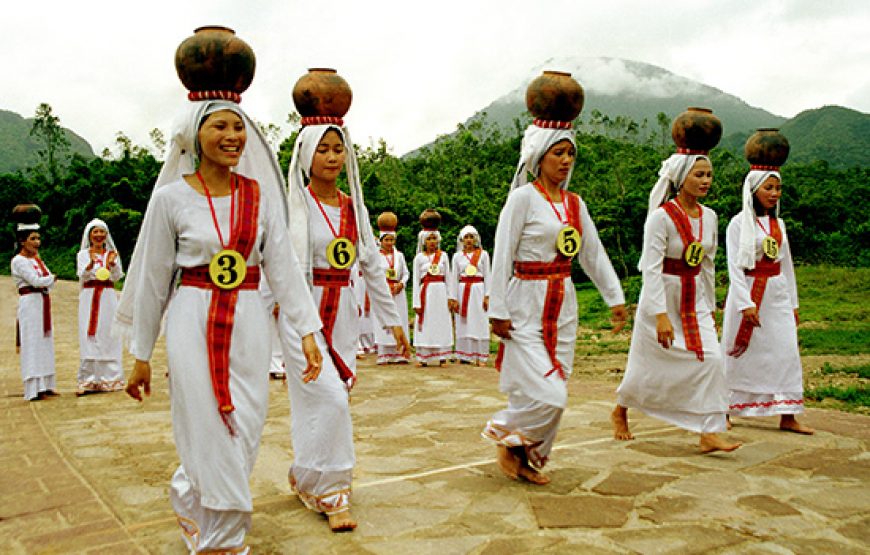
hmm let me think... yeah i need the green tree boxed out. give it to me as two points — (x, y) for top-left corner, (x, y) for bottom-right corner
(29, 102), (70, 185)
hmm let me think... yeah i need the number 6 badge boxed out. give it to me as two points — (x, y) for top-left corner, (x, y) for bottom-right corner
(327, 237), (356, 269)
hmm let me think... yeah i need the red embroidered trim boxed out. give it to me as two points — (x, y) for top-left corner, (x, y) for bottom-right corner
(187, 90), (242, 103)
(83, 279), (114, 338)
(301, 115), (344, 126)
(750, 164), (780, 171)
(459, 249), (483, 318)
(729, 398), (804, 410)
(418, 251), (443, 330)
(661, 201), (704, 361)
(676, 147), (708, 155)
(533, 118), (572, 129)
(416, 349), (454, 359)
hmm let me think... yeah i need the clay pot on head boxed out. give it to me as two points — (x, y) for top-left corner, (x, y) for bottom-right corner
(292, 68), (353, 118)
(745, 128), (790, 167)
(378, 211), (398, 232)
(11, 204), (42, 226)
(525, 70), (585, 122)
(175, 26), (256, 94)
(419, 209), (441, 231)
(671, 107), (723, 152)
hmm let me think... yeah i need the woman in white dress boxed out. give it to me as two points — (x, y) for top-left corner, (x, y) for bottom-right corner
(75, 218), (124, 395)
(373, 213), (410, 364)
(612, 149), (742, 453)
(485, 121), (626, 485)
(450, 225), (491, 366)
(119, 96), (322, 553)
(412, 215), (455, 367)
(282, 106), (410, 531)
(722, 165), (813, 434)
(11, 209), (58, 401)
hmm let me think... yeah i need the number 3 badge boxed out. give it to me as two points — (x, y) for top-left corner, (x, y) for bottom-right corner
(327, 237), (356, 269)
(209, 249), (247, 289)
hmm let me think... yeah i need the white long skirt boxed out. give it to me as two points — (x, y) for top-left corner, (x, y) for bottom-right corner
(77, 286), (124, 392)
(482, 392), (563, 468)
(18, 293), (55, 400)
(413, 282), (453, 361)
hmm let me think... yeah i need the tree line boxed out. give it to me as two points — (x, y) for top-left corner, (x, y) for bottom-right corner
(3, 103), (868, 285)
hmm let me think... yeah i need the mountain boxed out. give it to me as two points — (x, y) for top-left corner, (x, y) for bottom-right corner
(778, 106), (870, 167)
(0, 109), (95, 174)
(466, 57), (787, 139)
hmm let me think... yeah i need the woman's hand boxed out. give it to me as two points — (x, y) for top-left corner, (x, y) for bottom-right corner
(106, 251), (117, 267)
(655, 313), (674, 349)
(272, 303), (280, 320)
(491, 318), (514, 340)
(391, 283), (404, 295)
(301, 333), (322, 383)
(414, 308), (422, 316)
(483, 296), (489, 311)
(610, 304), (628, 334)
(392, 326), (412, 359)
(448, 299), (459, 313)
(794, 309), (800, 326)
(126, 359), (152, 401)
(742, 306), (760, 327)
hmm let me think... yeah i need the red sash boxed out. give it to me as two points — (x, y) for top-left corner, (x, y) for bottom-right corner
(661, 201), (705, 361)
(459, 249), (483, 318)
(20, 256), (52, 337)
(313, 191), (358, 385)
(185, 175), (260, 435)
(418, 250), (444, 330)
(83, 279), (115, 338)
(729, 219), (783, 356)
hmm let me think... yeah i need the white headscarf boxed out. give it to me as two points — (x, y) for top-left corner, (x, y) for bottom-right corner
(416, 230), (441, 255)
(114, 99), (288, 341)
(646, 153), (710, 216)
(286, 124), (374, 278)
(455, 224), (481, 253)
(736, 169), (781, 270)
(510, 125), (576, 192)
(379, 230), (396, 240)
(80, 218), (118, 253)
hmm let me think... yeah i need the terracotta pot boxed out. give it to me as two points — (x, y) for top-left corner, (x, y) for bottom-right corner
(525, 70), (585, 122)
(11, 204), (41, 226)
(292, 68), (353, 117)
(671, 107), (723, 152)
(377, 211), (398, 231)
(745, 128), (790, 167)
(175, 26), (255, 94)
(419, 209), (441, 230)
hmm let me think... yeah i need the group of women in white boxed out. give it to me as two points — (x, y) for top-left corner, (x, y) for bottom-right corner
(10, 51), (812, 555)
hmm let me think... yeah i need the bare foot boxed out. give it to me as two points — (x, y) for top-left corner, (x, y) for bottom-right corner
(780, 415), (814, 435)
(416, 361), (427, 367)
(518, 464), (550, 485)
(699, 433), (742, 453)
(496, 445), (520, 480)
(327, 510), (357, 532)
(726, 415), (732, 430)
(611, 405), (634, 440)
(439, 360), (447, 367)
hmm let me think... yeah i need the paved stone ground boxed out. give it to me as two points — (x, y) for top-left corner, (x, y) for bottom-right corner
(2, 276), (868, 554)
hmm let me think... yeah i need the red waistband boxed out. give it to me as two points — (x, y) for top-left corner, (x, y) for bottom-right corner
(745, 259), (781, 277)
(514, 260), (572, 280)
(662, 257), (701, 277)
(18, 286), (48, 295)
(180, 266), (261, 289)
(459, 275), (485, 283)
(83, 280), (115, 289)
(313, 267), (351, 287)
(421, 274), (446, 283)
(387, 278), (400, 284)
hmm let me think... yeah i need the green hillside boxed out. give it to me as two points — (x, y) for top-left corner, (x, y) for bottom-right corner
(0, 108), (95, 173)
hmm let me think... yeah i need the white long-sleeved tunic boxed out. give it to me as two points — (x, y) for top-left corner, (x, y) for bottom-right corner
(373, 248), (410, 347)
(12, 254), (56, 385)
(412, 250), (455, 348)
(490, 185), (624, 408)
(77, 250), (124, 362)
(129, 178), (321, 512)
(451, 249), (491, 341)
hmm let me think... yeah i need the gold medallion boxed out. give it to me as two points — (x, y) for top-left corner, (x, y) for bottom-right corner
(386, 268), (397, 280)
(95, 267), (111, 281)
(208, 249), (247, 289)
(326, 237), (356, 269)
(684, 241), (705, 267)
(428, 264), (440, 276)
(556, 226), (581, 258)
(465, 264), (478, 276)
(762, 236), (779, 259)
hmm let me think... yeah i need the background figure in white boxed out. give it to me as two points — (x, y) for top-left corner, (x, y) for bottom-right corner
(12, 221), (57, 401)
(722, 169), (813, 434)
(450, 225), (491, 366)
(486, 124), (626, 486)
(613, 153), (741, 453)
(412, 228), (455, 366)
(119, 100), (322, 553)
(76, 219), (124, 395)
(282, 119), (409, 532)
(353, 263), (375, 356)
(373, 223), (410, 364)
(259, 280), (286, 380)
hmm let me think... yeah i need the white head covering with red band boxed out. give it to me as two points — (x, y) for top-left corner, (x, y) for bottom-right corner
(286, 122), (375, 278)
(455, 224), (481, 253)
(646, 153), (710, 216)
(114, 98), (288, 342)
(80, 218), (119, 254)
(736, 168), (781, 270)
(510, 124), (576, 192)
(416, 229), (441, 255)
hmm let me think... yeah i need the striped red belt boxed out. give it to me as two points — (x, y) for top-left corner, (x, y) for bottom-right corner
(745, 259), (781, 277)
(19, 286), (51, 337)
(458, 275), (484, 318)
(514, 260), (572, 280)
(729, 258), (782, 357)
(83, 280), (115, 338)
(662, 257), (702, 277)
(312, 267), (354, 384)
(417, 273), (446, 330)
(313, 267), (351, 287)
(180, 266), (261, 289)
(459, 275), (484, 284)
(662, 257), (703, 360)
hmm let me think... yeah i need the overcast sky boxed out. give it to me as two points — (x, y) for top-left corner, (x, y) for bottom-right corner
(2, 0), (868, 156)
